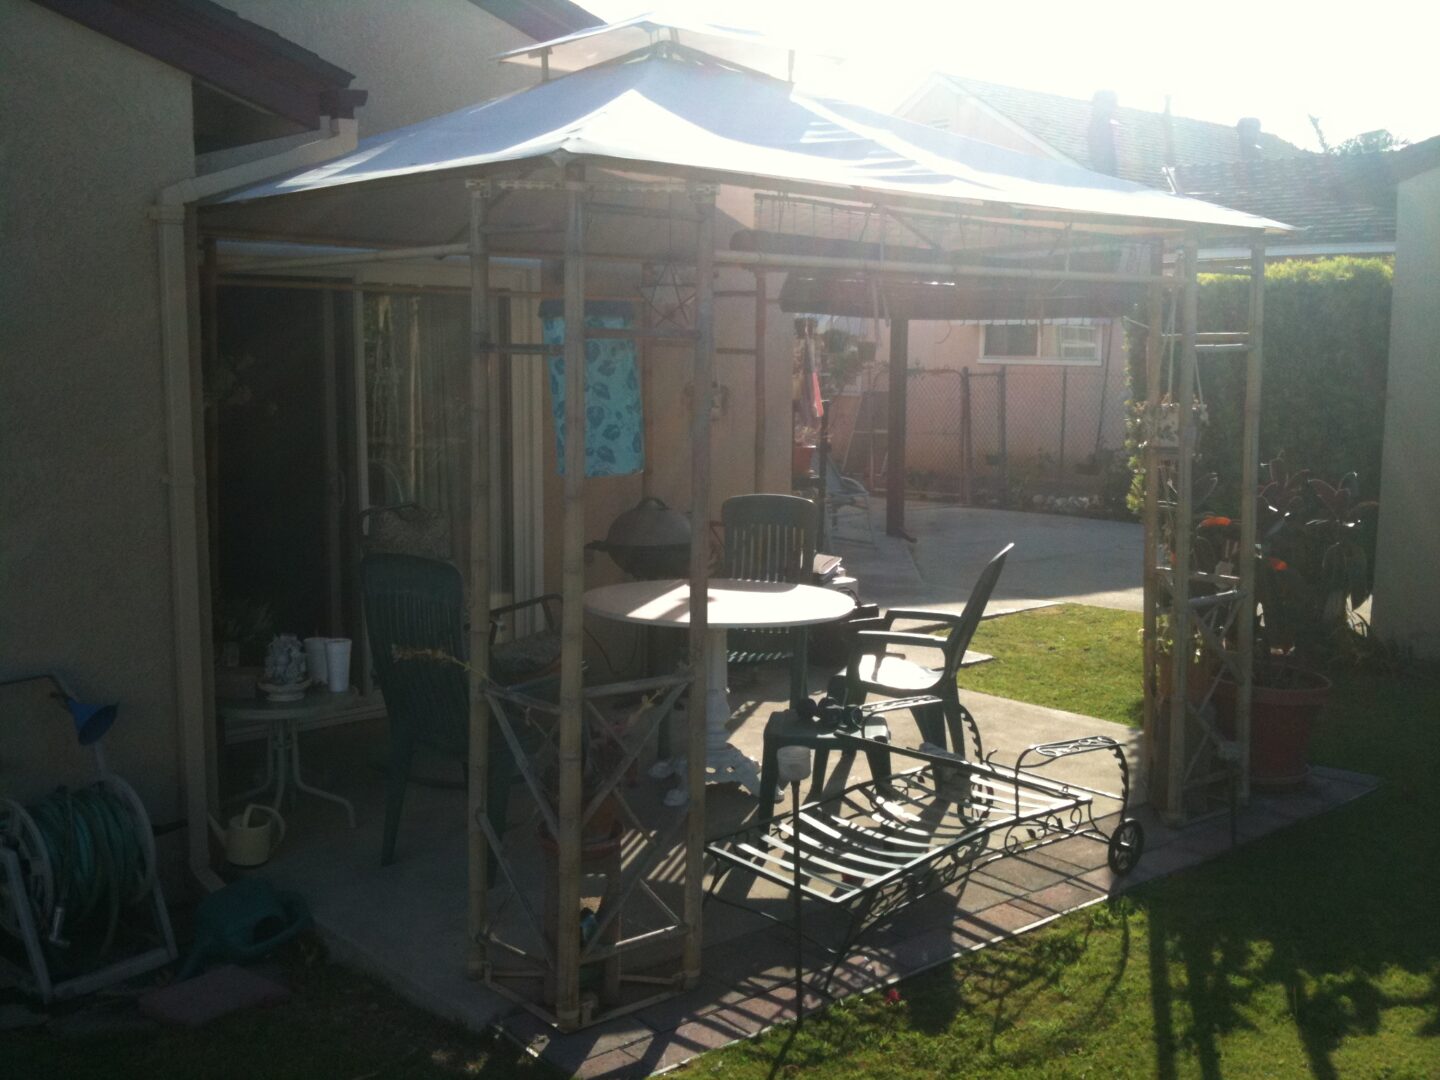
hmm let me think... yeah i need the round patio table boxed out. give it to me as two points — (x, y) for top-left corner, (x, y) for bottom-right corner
(584, 578), (854, 806)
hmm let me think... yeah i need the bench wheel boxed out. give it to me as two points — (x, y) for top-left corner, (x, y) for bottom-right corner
(1107, 818), (1145, 875)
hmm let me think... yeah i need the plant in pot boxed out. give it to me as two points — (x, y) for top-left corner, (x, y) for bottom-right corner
(1203, 455), (1379, 787)
(536, 743), (624, 860)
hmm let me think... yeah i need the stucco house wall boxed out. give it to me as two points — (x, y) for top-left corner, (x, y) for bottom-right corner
(222, 0), (538, 139)
(0, 0), (197, 816)
(1372, 165), (1440, 658)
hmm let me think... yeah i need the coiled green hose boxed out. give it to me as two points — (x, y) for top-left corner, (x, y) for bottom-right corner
(26, 784), (147, 961)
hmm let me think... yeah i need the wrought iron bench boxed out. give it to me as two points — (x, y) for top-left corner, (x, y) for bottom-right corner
(706, 716), (1143, 985)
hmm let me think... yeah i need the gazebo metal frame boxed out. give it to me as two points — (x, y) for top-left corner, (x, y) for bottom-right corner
(196, 42), (1280, 1029)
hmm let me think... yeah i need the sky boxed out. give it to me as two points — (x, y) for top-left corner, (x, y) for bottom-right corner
(583, 1), (1436, 151)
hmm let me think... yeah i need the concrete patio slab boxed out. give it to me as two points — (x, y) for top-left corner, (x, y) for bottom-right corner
(221, 505), (1370, 1076)
(237, 678), (1374, 1078)
(831, 499), (1143, 613)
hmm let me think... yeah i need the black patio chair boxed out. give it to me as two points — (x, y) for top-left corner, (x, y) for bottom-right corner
(361, 552), (558, 866)
(722, 493), (817, 702)
(756, 543), (1013, 806)
(842, 542), (1014, 749)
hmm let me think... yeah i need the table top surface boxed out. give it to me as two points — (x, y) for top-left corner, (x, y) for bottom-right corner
(217, 687), (363, 721)
(583, 577), (854, 629)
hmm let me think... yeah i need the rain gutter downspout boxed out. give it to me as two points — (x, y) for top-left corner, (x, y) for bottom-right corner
(151, 117), (358, 892)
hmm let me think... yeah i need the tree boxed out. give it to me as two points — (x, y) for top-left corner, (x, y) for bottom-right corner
(1333, 129), (1409, 155)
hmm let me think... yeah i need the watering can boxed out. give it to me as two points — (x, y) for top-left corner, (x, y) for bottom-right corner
(209, 804), (285, 867)
(177, 878), (312, 980)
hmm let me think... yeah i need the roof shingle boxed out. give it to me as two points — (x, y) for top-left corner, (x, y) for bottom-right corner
(942, 75), (1304, 187)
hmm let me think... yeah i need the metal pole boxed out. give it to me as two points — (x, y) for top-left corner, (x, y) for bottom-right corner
(1237, 245), (1266, 805)
(1140, 243), (1165, 788)
(998, 366), (1009, 509)
(886, 320), (908, 537)
(465, 185), (493, 980)
(554, 170), (588, 1027)
(960, 367), (972, 505)
(1058, 365), (1069, 478)
(754, 268), (767, 491)
(640, 261), (654, 499)
(816, 402), (830, 549)
(1165, 238), (1200, 822)
(320, 289), (343, 635)
(791, 778), (804, 1021)
(682, 186), (716, 988)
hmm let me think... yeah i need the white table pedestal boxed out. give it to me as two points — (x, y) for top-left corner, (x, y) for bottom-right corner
(661, 628), (776, 807)
(583, 578), (854, 809)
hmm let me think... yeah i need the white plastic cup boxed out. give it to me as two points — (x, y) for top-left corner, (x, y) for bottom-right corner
(304, 637), (329, 684)
(776, 744), (813, 785)
(324, 638), (352, 693)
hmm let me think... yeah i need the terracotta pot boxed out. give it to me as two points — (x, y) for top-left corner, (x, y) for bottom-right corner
(792, 443), (816, 476)
(1215, 669), (1331, 789)
(1157, 654), (1214, 706)
(537, 808), (625, 863)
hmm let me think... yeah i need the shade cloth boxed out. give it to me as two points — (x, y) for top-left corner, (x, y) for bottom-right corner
(211, 48), (1292, 246)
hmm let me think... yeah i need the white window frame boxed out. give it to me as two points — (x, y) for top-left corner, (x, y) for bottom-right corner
(979, 319), (1105, 366)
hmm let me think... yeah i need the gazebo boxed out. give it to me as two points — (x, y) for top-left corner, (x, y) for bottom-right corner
(202, 23), (1288, 1029)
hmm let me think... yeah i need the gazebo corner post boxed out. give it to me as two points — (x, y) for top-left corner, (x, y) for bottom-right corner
(1236, 242), (1267, 805)
(1164, 235), (1201, 822)
(683, 184), (716, 989)
(886, 319), (909, 537)
(554, 166), (589, 1030)
(1140, 240), (1165, 797)
(465, 181), (493, 981)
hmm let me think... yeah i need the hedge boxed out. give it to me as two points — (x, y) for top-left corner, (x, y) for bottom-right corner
(1129, 257), (1393, 515)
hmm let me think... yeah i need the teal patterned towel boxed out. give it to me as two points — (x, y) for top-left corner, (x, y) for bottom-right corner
(541, 301), (644, 477)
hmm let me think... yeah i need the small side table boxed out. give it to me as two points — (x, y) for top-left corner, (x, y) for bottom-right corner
(218, 691), (359, 827)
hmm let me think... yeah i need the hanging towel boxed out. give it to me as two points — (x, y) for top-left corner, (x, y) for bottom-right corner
(540, 300), (644, 477)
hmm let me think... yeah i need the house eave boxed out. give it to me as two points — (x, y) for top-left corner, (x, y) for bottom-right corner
(33, 0), (367, 127)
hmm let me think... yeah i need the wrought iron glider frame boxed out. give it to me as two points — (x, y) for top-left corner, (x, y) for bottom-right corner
(705, 720), (1142, 993)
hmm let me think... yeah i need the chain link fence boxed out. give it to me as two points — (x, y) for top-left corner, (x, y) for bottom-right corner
(837, 363), (1131, 514)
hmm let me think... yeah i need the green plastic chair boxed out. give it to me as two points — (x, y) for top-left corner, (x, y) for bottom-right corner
(722, 494), (817, 701)
(361, 553), (535, 867)
(840, 542), (1014, 753)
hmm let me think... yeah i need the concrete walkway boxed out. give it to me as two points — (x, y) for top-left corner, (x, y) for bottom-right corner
(831, 500), (1143, 613)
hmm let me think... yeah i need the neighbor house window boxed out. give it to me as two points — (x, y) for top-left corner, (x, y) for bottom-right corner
(982, 322), (1040, 358)
(1057, 324), (1102, 362)
(981, 321), (1104, 365)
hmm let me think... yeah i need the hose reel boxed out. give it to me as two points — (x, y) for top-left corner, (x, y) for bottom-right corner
(0, 674), (178, 1001)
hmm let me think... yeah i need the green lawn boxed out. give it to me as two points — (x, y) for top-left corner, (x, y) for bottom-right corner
(13, 608), (1440, 1079)
(962, 604), (1145, 727)
(702, 621), (1440, 1079)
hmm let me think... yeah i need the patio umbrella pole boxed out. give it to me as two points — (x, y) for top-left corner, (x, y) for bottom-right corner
(465, 183), (493, 979)
(683, 185), (716, 988)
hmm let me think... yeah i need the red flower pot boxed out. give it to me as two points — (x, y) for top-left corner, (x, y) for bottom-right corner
(1215, 669), (1331, 789)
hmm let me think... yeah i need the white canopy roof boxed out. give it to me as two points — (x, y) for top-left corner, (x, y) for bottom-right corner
(212, 46), (1290, 245)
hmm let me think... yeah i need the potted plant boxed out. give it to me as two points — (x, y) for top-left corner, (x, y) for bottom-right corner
(1201, 456), (1378, 786)
(260, 634), (310, 702)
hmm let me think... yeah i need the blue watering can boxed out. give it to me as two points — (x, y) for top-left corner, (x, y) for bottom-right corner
(177, 878), (311, 980)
